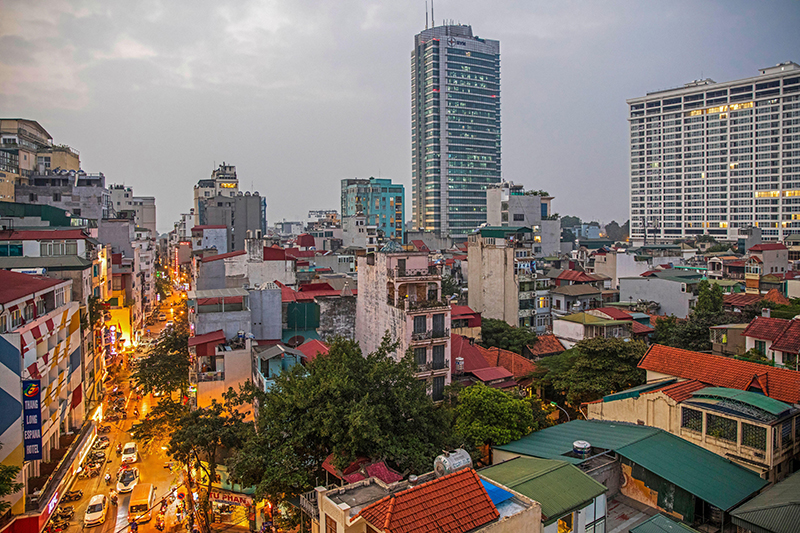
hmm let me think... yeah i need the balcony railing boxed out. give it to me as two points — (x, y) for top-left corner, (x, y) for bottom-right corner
(411, 328), (450, 341)
(408, 299), (449, 311)
(197, 370), (225, 382)
(416, 359), (449, 373)
(387, 265), (441, 279)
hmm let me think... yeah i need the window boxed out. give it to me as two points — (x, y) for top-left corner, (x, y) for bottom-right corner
(414, 347), (427, 366)
(23, 304), (33, 322)
(0, 241), (22, 256)
(782, 420), (793, 448)
(681, 407), (702, 431)
(52, 193), (61, 202)
(432, 313), (445, 335)
(706, 414), (737, 442)
(413, 316), (426, 334)
(0, 315), (5, 333)
(755, 340), (766, 356)
(513, 213), (525, 221)
(10, 309), (21, 329)
(432, 376), (445, 402)
(742, 423), (766, 450)
(54, 287), (66, 307)
(558, 513), (574, 533)
(40, 240), (78, 256)
(432, 345), (445, 370)
(36, 299), (45, 316)
(325, 514), (337, 533)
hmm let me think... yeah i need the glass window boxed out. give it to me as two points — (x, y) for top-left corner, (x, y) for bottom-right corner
(432, 376), (445, 402)
(706, 414), (737, 442)
(681, 407), (702, 431)
(413, 315), (426, 334)
(414, 347), (427, 366)
(755, 340), (766, 355)
(741, 423), (766, 450)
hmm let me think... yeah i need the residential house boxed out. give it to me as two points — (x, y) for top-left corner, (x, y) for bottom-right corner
(709, 323), (748, 357)
(450, 335), (516, 390)
(188, 330), (252, 408)
(341, 214), (380, 253)
(279, 281), (356, 345)
(191, 225), (228, 253)
(310, 467), (540, 533)
(748, 243), (789, 276)
(17, 170), (111, 223)
(742, 316), (800, 369)
(619, 272), (705, 319)
(468, 226), (553, 333)
(731, 470), (800, 533)
(586, 382), (799, 482)
(492, 420), (768, 530)
(355, 246), (451, 400)
(484, 181), (560, 257)
(450, 305), (482, 342)
(194, 240), (297, 291)
(480, 457), (607, 533)
(477, 345), (538, 395)
(553, 312), (632, 349)
(523, 335), (565, 361)
(723, 288), (790, 313)
(251, 344), (305, 392)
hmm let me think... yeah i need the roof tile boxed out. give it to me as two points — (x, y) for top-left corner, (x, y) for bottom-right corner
(743, 316), (793, 341)
(525, 334), (565, 357)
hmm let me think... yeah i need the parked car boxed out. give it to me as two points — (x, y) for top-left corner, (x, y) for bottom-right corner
(121, 442), (138, 464)
(84, 495), (108, 527)
(164, 321), (174, 330)
(158, 314), (167, 321)
(116, 467), (140, 493)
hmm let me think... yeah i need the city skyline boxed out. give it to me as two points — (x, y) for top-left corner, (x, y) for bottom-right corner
(1, 1), (799, 232)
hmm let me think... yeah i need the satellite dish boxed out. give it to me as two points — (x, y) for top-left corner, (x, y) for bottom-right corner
(287, 335), (305, 348)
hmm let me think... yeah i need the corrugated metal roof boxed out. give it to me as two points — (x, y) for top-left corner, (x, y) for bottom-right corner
(493, 420), (660, 464)
(690, 387), (793, 417)
(477, 226), (532, 238)
(617, 432), (767, 511)
(730, 470), (800, 533)
(630, 514), (700, 533)
(603, 379), (677, 402)
(480, 457), (606, 526)
(188, 287), (249, 298)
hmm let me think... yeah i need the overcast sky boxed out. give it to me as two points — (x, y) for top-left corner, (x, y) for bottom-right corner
(2, 0), (799, 233)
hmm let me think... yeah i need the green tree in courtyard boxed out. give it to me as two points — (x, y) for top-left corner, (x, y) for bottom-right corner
(454, 384), (550, 449)
(0, 444), (22, 513)
(535, 337), (647, 406)
(227, 335), (456, 503)
(479, 318), (537, 355)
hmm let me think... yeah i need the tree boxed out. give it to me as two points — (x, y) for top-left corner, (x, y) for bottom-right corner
(705, 243), (732, 253)
(130, 398), (189, 449)
(155, 274), (170, 301)
(735, 348), (775, 366)
(695, 280), (724, 316)
(227, 335), (456, 503)
(454, 384), (550, 449)
(478, 318), (537, 355)
(605, 220), (630, 242)
(131, 326), (190, 397)
(561, 228), (576, 243)
(168, 399), (250, 531)
(653, 281), (727, 352)
(535, 337), (647, 406)
(441, 274), (460, 298)
(561, 215), (581, 228)
(0, 444), (22, 514)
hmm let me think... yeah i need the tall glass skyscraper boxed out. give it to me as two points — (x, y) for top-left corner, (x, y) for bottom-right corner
(411, 24), (501, 238)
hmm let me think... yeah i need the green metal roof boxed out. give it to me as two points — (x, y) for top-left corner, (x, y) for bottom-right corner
(494, 420), (660, 464)
(480, 457), (606, 526)
(477, 226), (532, 238)
(690, 387), (792, 418)
(630, 514), (700, 533)
(603, 379), (677, 403)
(731, 470), (800, 533)
(558, 313), (629, 326)
(617, 432), (768, 511)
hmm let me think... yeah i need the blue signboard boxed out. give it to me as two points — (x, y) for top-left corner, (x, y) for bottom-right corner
(22, 380), (43, 460)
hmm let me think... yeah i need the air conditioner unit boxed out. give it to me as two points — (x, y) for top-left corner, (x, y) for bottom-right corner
(681, 283), (687, 293)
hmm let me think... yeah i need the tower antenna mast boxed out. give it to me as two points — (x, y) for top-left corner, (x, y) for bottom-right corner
(425, 0), (428, 29)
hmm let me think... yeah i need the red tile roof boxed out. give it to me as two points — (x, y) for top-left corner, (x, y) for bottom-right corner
(639, 344), (800, 404)
(470, 366), (514, 382)
(450, 334), (491, 373)
(262, 247), (287, 261)
(356, 469), (499, 533)
(723, 293), (761, 308)
(188, 329), (226, 347)
(296, 233), (315, 248)
(364, 462), (404, 484)
(411, 240), (430, 253)
(743, 316), (793, 341)
(593, 307), (633, 320)
(477, 346), (536, 379)
(764, 288), (792, 306)
(201, 250), (246, 262)
(749, 243), (788, 252)
(630, 321), (655, 335)
(643, 379), (708, 402)
(0, 271), (65, 305)
(771, 320), (800, 354)
(296, 339), (329, 362)
(556, 270), (596, 283)
(191, 225), (226, 231)
(525, 334), (565, 357)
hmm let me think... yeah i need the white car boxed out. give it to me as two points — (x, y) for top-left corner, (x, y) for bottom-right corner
(116, 466), (140, 493)
(121, 442), (138, 464)
(84, 494), (108, 527)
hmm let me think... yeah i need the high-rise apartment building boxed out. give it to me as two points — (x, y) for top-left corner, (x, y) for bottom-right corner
(341, 177), (404, 241)
(628, 61), (800, 243)
(194, 163), (239, 226)
(411, 24), (501, 239)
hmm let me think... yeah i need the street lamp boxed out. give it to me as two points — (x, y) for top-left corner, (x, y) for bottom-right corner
(550, 401), (570, 422)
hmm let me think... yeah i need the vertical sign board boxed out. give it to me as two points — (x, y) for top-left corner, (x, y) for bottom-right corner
(22, 380), (43, 460)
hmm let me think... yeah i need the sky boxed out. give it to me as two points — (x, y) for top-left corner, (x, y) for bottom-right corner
(2, 0), (800, 234)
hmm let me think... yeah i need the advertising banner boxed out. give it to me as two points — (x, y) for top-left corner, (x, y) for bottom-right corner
(22, 380), (43, 460)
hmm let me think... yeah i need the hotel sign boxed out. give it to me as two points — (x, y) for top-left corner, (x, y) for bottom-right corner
(22, 380), (43, 460)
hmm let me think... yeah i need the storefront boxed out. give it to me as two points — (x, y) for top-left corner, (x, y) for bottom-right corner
(209, 490), (253, 528)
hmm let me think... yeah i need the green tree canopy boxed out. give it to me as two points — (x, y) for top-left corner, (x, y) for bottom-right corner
(132, 309), (190, 396)
(0, 444), (22, 514)
(535, 337), (647, 406)
(652, 280), (727, 351)
(561, 215), (581, 228)
(454, 384), (550, 449)
(478, 318), (537, 355)
(227, 335), (456, 502)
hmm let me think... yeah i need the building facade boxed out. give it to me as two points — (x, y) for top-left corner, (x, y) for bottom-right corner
(193, 163), (239, 226)
(341, 177), (404, 241)
(485, 182), (560, 256)
(411, 25), (501, 238)
(628, 61), (800, 243)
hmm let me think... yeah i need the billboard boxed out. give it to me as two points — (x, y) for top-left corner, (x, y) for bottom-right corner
(22, 380), (43, 460)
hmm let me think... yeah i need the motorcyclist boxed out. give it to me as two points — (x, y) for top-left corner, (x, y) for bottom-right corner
(117, 443), (123, 455)
(105, 472), (112, 484)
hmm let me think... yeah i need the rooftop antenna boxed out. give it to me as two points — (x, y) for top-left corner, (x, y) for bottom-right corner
(432, 0), (434, 27)
(425, 0), (428, 29)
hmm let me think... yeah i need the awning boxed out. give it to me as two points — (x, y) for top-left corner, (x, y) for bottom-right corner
(188, 330), (226, 347)
(208, 489), (252, 506)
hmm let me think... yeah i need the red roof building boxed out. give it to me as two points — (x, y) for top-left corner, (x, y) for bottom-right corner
(450, 335), (514, 388)
(356, 469), (499, 533)
(639, 344), (800, 404)
(450, 305), (482, 328)
(554, 270), (597, 285)
(201, 250), (246, 263)
(410, 240), (431, 253)
(296, 338), (330, 363)
(749, 243), (788, 252)
(523, 334), (565, 360)
(0, 270), (64, 305)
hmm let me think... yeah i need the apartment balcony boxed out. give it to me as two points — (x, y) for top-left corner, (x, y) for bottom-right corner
(411, 328), (450, 342)
(407, 299), (449, 312)
(416, 359), (450, 373)
(387, 265), (441, 280)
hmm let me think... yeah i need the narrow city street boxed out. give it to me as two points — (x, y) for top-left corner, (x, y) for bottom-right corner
(61, 294), (189, 533)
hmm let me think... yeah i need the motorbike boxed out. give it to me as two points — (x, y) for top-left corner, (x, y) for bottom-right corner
(155, 513), (165, 531)
(93, 440), (109, 450)
(90, 451), (106, 461)
(110, 491), (118, 506)
(116, 443), (123, 455)
(79, 468), (99, 479)
(62, 490), (82, 502)
(55, 507), (74, 520)
(98, 425), (111, 433)
(105, 414), (120, 422)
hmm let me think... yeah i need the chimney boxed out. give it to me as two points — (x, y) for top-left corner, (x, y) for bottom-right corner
(762, 308), (771, 318)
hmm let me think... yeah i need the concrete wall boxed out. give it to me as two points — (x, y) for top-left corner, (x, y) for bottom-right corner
(197, 346), (251, 408)
(248, 286), (282, 340)
(197, 260), (226, 291)
(232, 193), (266, 252)
(16, 183), (109, 221)
(195, 310), (251, 338)
(97, 219), (135, 257)
(619, 277), (695, 318)
(317, 295), (356, 340)
(468, 240), (518, 327)
(246, 260), (296, 288)
(552, 319), (585, 347)
(403, 230), (453, 250)
(355, 255), (407, 358)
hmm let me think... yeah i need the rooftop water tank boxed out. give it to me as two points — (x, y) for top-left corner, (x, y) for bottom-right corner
(573, 440), (591, 459)
(434, 449), (472, 478)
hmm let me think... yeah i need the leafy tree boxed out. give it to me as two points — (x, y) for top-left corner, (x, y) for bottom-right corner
(561, 215), (581, 228)
(130, 398), (189, 449)
(653, 281), (727, 351)
(535, 337), (647, 406)
(454, 384), (550, 449)
(695, 280), (724, 316)
(561, 228), (576, 243)
(735, 348), (775, 366)
(478, 318), (537, 355)
(132, 319), (190, 397)
(695, 234), (717, 243)
(441, 274), (460, 298)
(0, 444), (22, 513)
(155, 274), (170, 301)
(227, 335), (455, 503)
(705, 244), (732, 253)
(168, 400), (250, 530)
